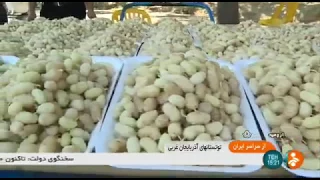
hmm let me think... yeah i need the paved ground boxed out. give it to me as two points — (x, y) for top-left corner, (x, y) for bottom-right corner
(7, 2), (320, 24)
(7, 10), (196, 24)
(96, 2), (320, 23)
(95, 10), (195, 24)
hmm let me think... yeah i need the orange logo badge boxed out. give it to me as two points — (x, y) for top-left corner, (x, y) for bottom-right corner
(287, 150), (304, 169)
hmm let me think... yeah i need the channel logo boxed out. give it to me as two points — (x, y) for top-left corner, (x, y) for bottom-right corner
(284, 150), (304, 169)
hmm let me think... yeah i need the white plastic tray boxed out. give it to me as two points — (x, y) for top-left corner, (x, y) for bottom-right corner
(0, 55), (19, 64)
(135, 42), (144, 56)
(86, 56), (123, 152)
(0, 55), (123, 153)
(234, 59), (320, 178)
(187, 26), (203, 50)
(96, 56), (262, 173)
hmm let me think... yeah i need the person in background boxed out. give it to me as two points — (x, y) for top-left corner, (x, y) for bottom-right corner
(27, 2), (96, 21)
(0, 2), (8, 25)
